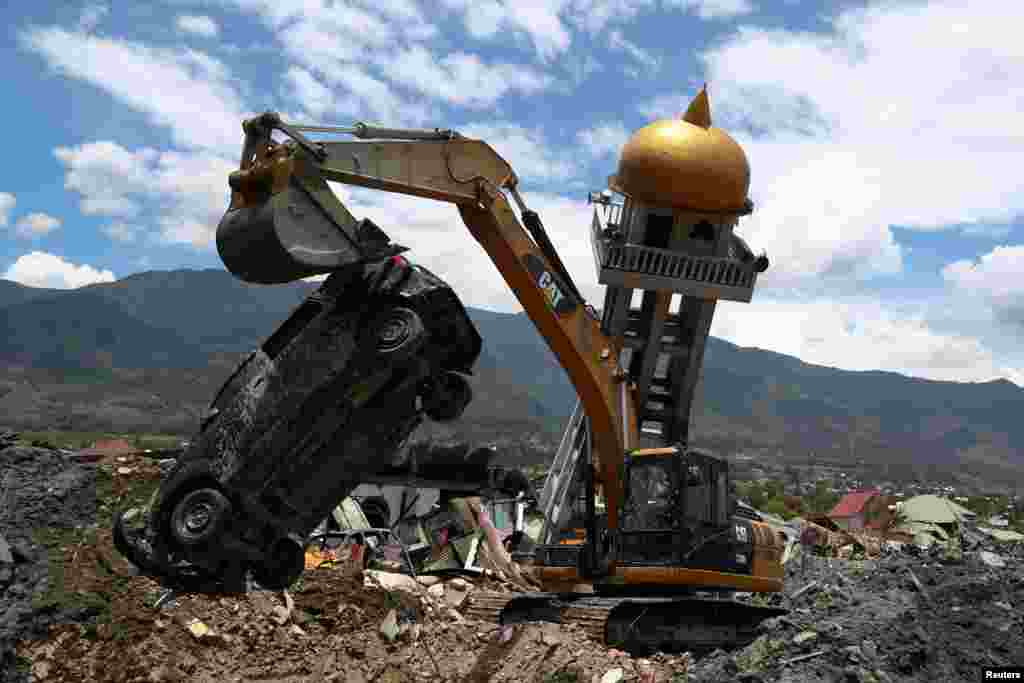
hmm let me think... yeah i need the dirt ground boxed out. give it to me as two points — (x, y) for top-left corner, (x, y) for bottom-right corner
(2, 444), (1022, 682)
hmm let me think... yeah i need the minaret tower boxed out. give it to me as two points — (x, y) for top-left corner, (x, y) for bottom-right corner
(589, 85), (768, 449)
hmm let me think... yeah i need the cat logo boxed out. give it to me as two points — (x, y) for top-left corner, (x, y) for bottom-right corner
(522, 254), (576, 315)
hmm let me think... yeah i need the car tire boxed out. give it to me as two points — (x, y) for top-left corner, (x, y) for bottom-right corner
(422, 371), (473, 422)
(169, 487), (233, 548)
(367, 307), (425, 356)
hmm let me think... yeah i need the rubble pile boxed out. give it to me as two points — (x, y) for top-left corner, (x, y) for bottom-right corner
(0, 429), (18, 450)
(0, 445), (98, 681)
(2, 442), (1022, 682)
(696, 549), (1024, 683)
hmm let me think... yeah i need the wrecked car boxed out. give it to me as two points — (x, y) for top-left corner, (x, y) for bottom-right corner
(114, 254), (482, 590)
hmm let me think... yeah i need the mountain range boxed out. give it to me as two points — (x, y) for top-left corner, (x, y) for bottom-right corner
(1, 269), (1022, 487)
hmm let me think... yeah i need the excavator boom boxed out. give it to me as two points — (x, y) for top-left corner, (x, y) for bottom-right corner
(220, 113), (637, 540)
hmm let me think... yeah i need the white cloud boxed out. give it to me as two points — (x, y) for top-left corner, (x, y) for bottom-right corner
(0, 192), (14, 226)
(78, 4), (108, 32)
(327, 65), (438, 126)
(101, 222), (137, 242)
(14, 213), (61, 239)
(607, 30), (660, 71)
(441, 0), (572, 60)
(577, 122), (630, 160)
(710, 297), (1024, 386)
(22, 28), (247, 154)
(386, 47), (553, 108)
(944, 246), (1024, 328)
(665, 0), (755, 20)
(566, 0), (650, 34)
(235, 0), (436, 75)
(285, 67), (334, 118)
(3, 252), (115, 289)
(54, 141), (234, 248)
(55, 141), (155, 215)
(176, 15), (221, 38)
(439, 0), (652, 59)
(640, 1), (1024, 288)
(81, 196), (141, 217)
(460, 123), (578, 182)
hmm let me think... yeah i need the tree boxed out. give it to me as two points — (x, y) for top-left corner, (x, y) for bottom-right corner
(808, 480), (839, 514)
(762, 497), (790, 519)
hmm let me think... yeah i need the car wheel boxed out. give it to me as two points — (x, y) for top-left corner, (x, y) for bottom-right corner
(369, 307), (425, 355)
(422, 371), (473, 422)
(169, 488), (233, 548)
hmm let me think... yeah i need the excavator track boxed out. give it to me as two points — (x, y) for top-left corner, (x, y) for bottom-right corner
(465, 590), (786, 654)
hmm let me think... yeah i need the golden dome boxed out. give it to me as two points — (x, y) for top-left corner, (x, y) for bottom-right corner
(609, 86), (751, 214)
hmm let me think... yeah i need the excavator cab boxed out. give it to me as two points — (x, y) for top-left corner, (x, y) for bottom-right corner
(618, 448), (754, 584)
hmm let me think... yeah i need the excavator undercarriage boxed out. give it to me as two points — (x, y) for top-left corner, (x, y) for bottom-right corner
(468, 592), (785, 654)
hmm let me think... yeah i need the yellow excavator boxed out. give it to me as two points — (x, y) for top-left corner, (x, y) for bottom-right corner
(160, 86), (785, 652)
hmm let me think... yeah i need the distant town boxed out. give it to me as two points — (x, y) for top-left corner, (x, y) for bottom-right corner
(725, 449), (1022, 532)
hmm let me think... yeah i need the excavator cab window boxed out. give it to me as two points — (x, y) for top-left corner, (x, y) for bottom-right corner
(622, 458), (674, 531)
(679, 452), (730, 528)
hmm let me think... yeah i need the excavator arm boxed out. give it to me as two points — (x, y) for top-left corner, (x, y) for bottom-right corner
(219, 112), (637, 541)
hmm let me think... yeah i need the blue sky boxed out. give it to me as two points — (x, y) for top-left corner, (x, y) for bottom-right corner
(2, 0), (1023, 385)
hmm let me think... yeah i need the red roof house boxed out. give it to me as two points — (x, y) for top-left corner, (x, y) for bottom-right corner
(74, 438), (136, 462)
(828, 489), (886, 531)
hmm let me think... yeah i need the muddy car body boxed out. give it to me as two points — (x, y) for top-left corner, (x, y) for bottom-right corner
(115, 259), (481, 589)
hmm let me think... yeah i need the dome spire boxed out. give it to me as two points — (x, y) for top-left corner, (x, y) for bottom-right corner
(682, 83), (712, 129)
(608, 83), (750, 213)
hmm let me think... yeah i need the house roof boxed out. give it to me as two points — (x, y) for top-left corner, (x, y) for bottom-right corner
(79, 438), (135, 456)
(828, 489), (881, 518)
(901, 495), (975, 524)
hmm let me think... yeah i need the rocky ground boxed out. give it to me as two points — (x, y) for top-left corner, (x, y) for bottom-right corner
(1, 442), (1022, 682)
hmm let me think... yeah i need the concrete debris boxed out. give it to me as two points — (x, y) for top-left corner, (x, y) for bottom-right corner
(379, 609), (400, 642)
(599, 667), (624, 683)
(793, 631), (817, 645)
(182, 617), (220, 643)
(271, 605), (290, 625)
(363, 569), (419, 594)
(148, 664), (187, 682)
(790, 581), (819, 600)
(906, 568), (930, 601)
(0, 534), (13, 565)
(0, 428), (19, 449)
(7, 439), (1024, 683)
(979, 551), (1006, 568)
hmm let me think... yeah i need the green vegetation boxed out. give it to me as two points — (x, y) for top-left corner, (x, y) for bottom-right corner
(53, 367), (116, 385)
(30, 525), (126, 631)
(734, 636), (786, 673)
(542, 671), (579, 683)
(733, 477), (840, 520)
(15, 430), (181, 450)
(806, 480), (841, 514)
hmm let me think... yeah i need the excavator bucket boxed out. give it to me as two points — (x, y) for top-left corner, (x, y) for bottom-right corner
(217, 153), (406, 285)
